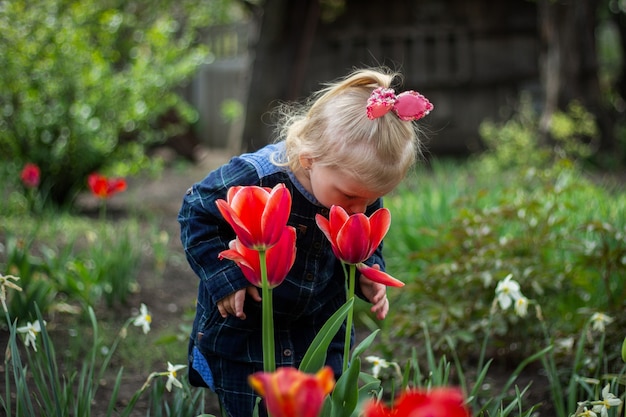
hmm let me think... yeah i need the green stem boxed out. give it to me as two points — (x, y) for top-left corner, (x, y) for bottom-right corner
(477, 305), (495, 373)
(99, 200), (108, 228)
(343, 264), (356, 373)
(259, 250), (275, 372)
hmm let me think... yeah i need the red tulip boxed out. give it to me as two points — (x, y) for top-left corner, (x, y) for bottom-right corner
(316, 205), (388, 264)
(249, 366), (335, 417)
(20, 163), (40, 188)
(219, 226), (296, 288)
(363, 388), (471, 417)
(216, 184), (292, 250)
(88, 173), (127, 199)
(315, 205), (404, 287)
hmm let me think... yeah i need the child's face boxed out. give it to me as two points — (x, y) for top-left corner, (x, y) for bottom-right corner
(306, 163), (391, 214)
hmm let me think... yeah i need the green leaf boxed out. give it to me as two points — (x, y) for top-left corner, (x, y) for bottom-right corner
(350, 379), (382, 417)
(300, 298), (354, 373)
(331, 357), (360, 417)
(351, 329), (379, 360)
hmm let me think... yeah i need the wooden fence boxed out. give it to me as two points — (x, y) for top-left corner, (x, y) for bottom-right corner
(185, 23), (254, 151)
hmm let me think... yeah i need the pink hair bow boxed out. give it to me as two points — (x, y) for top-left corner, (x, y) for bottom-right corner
(366, 87), (433, 121)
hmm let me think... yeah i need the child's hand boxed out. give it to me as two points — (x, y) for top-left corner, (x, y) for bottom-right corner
(217, 286), (262, 320)
(359, 266), (389, 320)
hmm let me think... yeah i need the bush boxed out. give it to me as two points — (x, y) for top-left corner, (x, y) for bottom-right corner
(383, 95), (625, 366)
(0, 0), (237, 207)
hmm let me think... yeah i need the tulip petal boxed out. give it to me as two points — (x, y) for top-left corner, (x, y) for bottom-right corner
(218, 240), (262, 287)
(336, 214), (371, 263)
(316, 212), (345, 261)
(249, 367), (335, 417)
(265, 226), (297, 287)
(367, 208), (391, 252)
(216, 199), (256, 247)
(315, 366), (335, 395)
(328, 205), (350, 242)
(357, 263), (404, 287)
(261, 184), (292, 247)
(231, 186), (270, 244)
(315, 213), (332, 243)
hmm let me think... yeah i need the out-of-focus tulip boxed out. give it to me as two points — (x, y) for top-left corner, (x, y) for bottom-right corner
(249, 366), (335, 417)
(216, 184), (292, 250)
(363, 387), (471, 417)
(20, 163), (40, 188)
(87, 173), (127, 199)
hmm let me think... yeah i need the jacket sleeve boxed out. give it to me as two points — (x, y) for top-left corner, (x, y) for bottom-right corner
(177, 159), (259, 305)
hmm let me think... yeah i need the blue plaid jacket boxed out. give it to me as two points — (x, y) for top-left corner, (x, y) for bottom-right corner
(178, 142), (385, 397)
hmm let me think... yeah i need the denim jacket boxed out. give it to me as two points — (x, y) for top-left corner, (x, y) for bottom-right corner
(178, 142), (386, 382)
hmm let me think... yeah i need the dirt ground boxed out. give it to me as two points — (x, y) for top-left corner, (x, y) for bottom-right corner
(105, 147), (234, 416)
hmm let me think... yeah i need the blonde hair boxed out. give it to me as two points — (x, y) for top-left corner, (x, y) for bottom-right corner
(274, 68), (423, 194)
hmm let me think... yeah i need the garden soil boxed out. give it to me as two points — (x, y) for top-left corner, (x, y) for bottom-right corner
(94, 147), (234, 416)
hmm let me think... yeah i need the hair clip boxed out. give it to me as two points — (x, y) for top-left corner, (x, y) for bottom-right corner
(366, 87), (433, 121)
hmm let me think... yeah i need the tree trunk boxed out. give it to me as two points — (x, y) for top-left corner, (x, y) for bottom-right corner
(241, 0), (320, 152)
(538, 0), (611, 150)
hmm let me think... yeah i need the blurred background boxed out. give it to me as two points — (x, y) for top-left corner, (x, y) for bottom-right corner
(2, 0), (625, 207)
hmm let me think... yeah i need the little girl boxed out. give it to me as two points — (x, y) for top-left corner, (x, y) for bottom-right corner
(178, 67), (432, 416)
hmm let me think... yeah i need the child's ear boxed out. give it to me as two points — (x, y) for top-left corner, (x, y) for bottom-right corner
(298, 154), (313, 170)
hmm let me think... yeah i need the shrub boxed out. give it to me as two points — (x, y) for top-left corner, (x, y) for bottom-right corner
(383, 95), (625, 364)
(0, 0), (238, 207)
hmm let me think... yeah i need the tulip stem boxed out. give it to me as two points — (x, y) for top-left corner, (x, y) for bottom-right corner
(343, 263), (356, 373)
(259, 250), (276, 372)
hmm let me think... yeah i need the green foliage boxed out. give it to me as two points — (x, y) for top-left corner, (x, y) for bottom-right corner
(379, 95), (626, 415)
(0, 211), (160, 320)
(0, 0), (239, 206)
(384, 93), (625, 355)
(1, 305), (205, 417)
(477, 93), (599, 174)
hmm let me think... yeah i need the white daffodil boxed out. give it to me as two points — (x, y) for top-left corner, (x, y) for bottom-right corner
(514, 295), (529, 318)
(591, 384), (622, 417)
(0, 273), (22, 311)
(16, 320), (44, 352)
(165, 362), (186, 392)
(590, 313), (613, 333)
(132, 303), (152, 334)
(365, 355), (391, 379)
(555, 337), (575, 354)
(578, 407), (598, 417)
(495, 274), (521, 310)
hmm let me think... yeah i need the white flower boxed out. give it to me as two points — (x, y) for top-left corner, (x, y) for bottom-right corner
(590, 313), (613, 333)
(514, 296), (529, 317)
(133, 303), (152, 334)
(16, 320), (44, 352)
(495, 274), (521, 310)
(0, 273), (22, 311)
(365, 355), (391, 379)
(555, 337), (575, 354)
(591, 384), (622, 417)
(578, 407), (598, 417)
(165, 362), (186, 391)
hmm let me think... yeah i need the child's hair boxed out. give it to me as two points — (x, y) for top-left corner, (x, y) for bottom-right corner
(274, 67), (424, 194)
